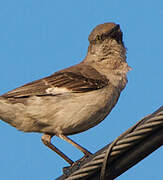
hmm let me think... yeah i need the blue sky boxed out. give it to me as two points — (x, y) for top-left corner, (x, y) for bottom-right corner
(0, 0), (163, 179)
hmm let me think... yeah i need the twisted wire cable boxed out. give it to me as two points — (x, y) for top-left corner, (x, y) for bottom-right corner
(65, 107), (163, 180)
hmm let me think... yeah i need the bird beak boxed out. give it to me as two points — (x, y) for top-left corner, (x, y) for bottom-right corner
(109, 24), (120, 36)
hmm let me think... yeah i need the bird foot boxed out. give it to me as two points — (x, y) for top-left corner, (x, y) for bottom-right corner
(63, 154), (92, 176)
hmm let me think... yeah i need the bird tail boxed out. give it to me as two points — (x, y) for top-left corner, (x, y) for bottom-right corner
(0, 98), (16, 126)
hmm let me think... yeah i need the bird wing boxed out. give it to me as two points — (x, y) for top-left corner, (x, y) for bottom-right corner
(2, 71), (108, 98)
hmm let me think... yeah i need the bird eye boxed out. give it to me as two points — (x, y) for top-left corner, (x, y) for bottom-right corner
(96, 35), (102, 41)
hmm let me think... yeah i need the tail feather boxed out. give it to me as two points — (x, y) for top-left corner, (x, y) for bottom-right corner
(0, 98), (17, 126)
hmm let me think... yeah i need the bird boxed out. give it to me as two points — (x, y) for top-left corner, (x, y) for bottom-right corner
(0, 22), (131, 165)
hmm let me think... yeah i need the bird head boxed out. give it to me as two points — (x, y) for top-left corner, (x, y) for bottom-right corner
(88, 23), (123, 45)
(87, 23), (126, 60)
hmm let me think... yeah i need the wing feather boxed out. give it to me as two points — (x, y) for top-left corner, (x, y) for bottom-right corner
(2, 70), (108, 98)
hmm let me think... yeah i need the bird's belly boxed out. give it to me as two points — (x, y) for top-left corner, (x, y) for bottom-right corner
(8, 85), (119, 134)
(43, 86), (120, 135)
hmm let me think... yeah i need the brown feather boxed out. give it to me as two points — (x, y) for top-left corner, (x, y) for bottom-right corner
(2, 65), (109, 98)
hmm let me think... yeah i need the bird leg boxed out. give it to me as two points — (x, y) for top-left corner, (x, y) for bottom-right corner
(41, 134), (74, 165)
(58, 134), (92, 157)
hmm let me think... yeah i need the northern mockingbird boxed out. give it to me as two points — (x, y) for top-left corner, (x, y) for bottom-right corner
(0, 22), (130, 165)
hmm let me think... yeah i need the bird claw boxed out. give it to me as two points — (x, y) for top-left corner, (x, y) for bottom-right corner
(63, 154), (92, 176)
